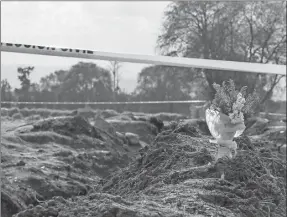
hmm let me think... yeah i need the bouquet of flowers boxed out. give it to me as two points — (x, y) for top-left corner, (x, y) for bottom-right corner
(206, 79), (260, 162)
(210, 79), (260, 125)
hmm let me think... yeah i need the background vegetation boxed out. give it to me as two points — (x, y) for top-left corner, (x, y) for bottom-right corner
(1, 1), (286, 115)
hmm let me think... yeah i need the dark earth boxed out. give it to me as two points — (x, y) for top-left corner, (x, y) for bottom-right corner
(1, 109), (286, 217)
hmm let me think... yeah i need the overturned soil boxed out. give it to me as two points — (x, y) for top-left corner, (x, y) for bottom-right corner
(1, 111), (286, 217)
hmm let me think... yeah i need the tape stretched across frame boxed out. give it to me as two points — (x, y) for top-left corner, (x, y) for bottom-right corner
(1, 42), (286, 75)
(0, 100), (206, 105)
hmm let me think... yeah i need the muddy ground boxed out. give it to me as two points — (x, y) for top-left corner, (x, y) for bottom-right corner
(1, 109), (286, 217)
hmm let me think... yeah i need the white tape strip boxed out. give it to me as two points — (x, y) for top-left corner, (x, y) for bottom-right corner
(0, 100), (206, 105)
(1, 42), (286, 75)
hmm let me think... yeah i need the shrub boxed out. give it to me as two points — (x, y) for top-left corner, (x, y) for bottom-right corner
(101, 109), (119, 119)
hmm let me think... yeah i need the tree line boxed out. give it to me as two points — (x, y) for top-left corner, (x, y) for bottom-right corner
(1, 1), (286, 114)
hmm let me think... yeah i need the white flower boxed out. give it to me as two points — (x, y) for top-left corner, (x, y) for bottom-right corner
(232, 93), (246, 113)
(232, 104), (240, 111)
(229, 111), (244, 124)
(236, 93), (245, 105)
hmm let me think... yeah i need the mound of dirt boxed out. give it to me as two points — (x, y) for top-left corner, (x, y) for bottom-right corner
(12, 193), (200, 217)
(264, 129), (286, 144)
(161, 120), (203, 138)
(149, 116), (164, 133)
(244, 117), (270, 135)
(3, 114), (286, 217)
(163, 119), (211, 136)
(98, 121), (286, 217)
(92, 115), (117, 136)
(107, 120), (158, 144)
(151, 112), (187, 122)
(1, 175), (49, 217)
(31, 116), (102, 139)
(107, 113), (165, 134)
(100, 109), (120, 119)
(1, 114), (138, 217)
(106, 115), (134, 121)
(100, 135), (214, 196)
(209, 148), (286, 216)
(1, 190), (23, 217)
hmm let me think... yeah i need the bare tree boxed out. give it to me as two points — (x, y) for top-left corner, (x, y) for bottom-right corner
(108, 61), (123, 100)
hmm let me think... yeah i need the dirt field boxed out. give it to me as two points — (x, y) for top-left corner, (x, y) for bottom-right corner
(1, 108), (286, 217)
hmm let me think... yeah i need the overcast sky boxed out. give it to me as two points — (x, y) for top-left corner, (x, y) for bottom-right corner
(1, 1), (170, 92)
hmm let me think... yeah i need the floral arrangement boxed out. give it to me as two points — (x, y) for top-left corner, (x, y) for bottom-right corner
(210, 79), (260, 124)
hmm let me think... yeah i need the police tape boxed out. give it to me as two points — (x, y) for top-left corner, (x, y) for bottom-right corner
(0, 100), (206, 105)
(1, 42), (286, 75)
